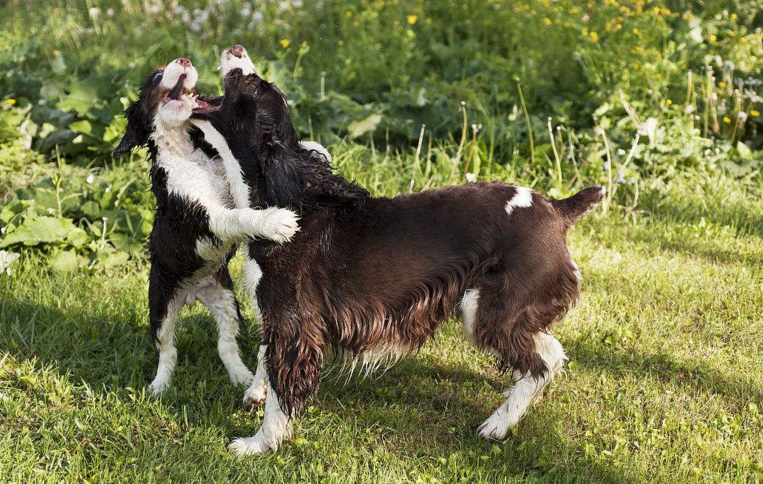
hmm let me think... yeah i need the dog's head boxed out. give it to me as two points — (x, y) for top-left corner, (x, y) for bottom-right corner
(115, 57), (214, 156)
(193, 45), (299, 148)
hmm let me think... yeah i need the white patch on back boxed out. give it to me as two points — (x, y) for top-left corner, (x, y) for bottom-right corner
(505, 186), (533, 215)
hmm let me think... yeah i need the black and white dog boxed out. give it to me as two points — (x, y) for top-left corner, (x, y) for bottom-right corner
(115, 57), (299, 396)
(193, 46), (602, 455)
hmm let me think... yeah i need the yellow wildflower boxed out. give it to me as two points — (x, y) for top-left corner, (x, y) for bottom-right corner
(590, 31), (599, 41)
(543, 17), (552, 26)
(709, 34), (717, 42)
(730, 13), (737, 20)
(633, 28), (639, 35)
(280, 39), (291, 48)
(407, 15), (418, 25)
(723, 116), (731, 124)
(337, 40), (344, 47)
(6, 99), (16, 106)
(750, 109), (760, 117)
(664, 99), (672, 106)
(718, 81), (726, 89)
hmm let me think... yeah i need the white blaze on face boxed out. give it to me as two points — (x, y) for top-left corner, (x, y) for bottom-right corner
(221, 48), (255, 76)
(157, 58), (199, 127)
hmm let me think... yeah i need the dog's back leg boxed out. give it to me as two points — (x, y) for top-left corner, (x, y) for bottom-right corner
(195, 267), (255, 389)
(460, 286), (567, 441)
(148, 268), (184, 396)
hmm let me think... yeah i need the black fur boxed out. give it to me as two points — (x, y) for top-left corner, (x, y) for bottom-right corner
(115, 66), (245, 383)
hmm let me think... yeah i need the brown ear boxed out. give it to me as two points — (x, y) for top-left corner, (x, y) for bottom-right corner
(552, 187), (603, 224)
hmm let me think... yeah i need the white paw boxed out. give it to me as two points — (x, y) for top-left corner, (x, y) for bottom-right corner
(243, 380), (268, 408)
(147, 378), (170, 397)
(228, 432), (274, 456)
(477, 409), (517, 442)
(252, 207), (299, 244)
(228, 367), (255, 388)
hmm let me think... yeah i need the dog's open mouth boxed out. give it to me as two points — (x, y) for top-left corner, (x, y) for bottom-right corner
(192, 98), (220, 115)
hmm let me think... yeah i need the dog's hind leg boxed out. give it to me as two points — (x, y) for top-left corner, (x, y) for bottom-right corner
(460, 288), (567, 441)
(195, 268), (255, 388)
(476, 331), (566, 441)
(147, 272), (184, 396)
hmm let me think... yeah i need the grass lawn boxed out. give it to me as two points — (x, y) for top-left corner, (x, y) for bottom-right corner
(1, 173), (761, 484)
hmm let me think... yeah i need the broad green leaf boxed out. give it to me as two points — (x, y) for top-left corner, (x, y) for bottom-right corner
(69, 120), (93, 135)
(347, 113), (383, 139)
(0, 215), (78, 248)
(50, 249), (82, 272)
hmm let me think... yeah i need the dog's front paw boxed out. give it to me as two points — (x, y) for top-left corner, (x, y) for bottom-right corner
(252, 207), (299, 244)
(228, 432), (274, 456)
(228, 367), (255, 388)
(147, 378), (170, 397)
(243, 380), (268, 408)
(477, 409), (516, 442)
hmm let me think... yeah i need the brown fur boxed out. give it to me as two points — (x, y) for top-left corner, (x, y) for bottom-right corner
(196, 70), (602, 415)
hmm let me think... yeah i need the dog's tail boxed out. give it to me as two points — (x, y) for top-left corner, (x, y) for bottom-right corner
(552, 187), (603, 225)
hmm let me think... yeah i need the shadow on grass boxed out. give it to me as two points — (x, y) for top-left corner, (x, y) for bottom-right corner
(1, 295), (653, 483)
(565, 336), (763, 406)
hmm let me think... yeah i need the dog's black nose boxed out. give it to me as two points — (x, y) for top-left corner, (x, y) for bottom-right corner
(229, 45), (246, 58)
(176, 57), (192, 68)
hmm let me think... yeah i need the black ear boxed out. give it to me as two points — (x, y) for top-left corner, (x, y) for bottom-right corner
(262, 142), (306, 208)
(114, 103), (149, 158)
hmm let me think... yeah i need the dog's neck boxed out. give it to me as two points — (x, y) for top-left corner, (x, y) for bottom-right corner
(151, 121), (197, 159)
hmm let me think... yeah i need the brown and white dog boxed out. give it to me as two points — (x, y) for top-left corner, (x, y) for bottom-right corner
(192, 46), (602, 455)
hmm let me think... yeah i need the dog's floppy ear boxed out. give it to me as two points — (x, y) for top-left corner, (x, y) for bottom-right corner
(261, 141), (306, 208)
(114, 103), (149, 158)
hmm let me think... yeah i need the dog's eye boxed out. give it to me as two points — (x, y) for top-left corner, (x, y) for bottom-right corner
(153, 72), (163, 82)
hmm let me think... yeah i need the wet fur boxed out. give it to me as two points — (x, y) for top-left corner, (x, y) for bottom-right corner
(196, 68), (603, 417)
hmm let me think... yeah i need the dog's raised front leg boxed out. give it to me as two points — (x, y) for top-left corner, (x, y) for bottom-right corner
(206, 206), (299, 245)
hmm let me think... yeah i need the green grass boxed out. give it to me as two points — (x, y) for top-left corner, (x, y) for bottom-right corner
(1, 173), (761, 484)
(1, 0), (762, 481)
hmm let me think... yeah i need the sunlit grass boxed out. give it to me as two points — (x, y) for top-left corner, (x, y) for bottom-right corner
(1, 168), (761, 484)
